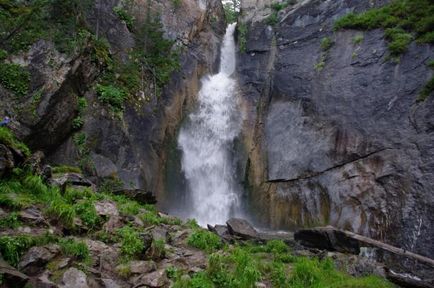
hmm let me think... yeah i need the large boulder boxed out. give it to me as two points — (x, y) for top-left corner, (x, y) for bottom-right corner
(132, 269), (168, 288)
(226, 218), (258, 240)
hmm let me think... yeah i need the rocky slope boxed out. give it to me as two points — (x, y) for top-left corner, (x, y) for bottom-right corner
(237, 0), (434, 276)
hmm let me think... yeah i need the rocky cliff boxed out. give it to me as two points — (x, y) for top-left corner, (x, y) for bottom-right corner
(237, 0), (434, 275)
(0, 0), (225, 194)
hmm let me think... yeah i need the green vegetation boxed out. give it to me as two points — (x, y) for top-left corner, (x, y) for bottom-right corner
(237, 22), (248, 53)
(187, 229), (223, 253)
(113, 6), (135, 30)
(223, 0), (239, 24)
(314, 55), (326, 72)
(173, 240), (392, 288)
(59, 238), (90, 262)
(52, 165), (82, 174)
(0, 233), (57, 266)
(149, 238), (166, 259)
(353, 34), (364, 45)
(0, 212), (21, 229)
(96, 84), (126, 113)
(320, 37), (334, 51)
(334, 0), (434, 56)
(0, 127), (31, 156)
(0, 63), (30, 97)
(117, 226), (144, 260)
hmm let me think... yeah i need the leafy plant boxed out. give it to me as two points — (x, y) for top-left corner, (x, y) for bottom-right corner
(117, 226), (144, 259)
(96, 84), (126, 112)
(59, 238), (90, 262)
(113, 6), (135, 30)
(187, 229), (223, 253)
(0, 63), (30, 97)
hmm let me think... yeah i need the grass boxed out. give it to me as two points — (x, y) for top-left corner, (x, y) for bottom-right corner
(149, 238), (166, 260)
(0, 212), (22, 229)
(334, 0), (434, 56)
(0, 127), (31, 156)
(188, 229), (223, 253)
(59, 238), (90, 263)
(52, 165), (82, 174)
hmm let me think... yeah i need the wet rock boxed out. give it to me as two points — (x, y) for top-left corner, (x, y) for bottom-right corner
(112, 189), (157, 205)
(60, 267), (89, 288)
(0, 259), (29, 288)
(132, 269), (168, 288)
(0, 144), (14, 177)
(226, 218), (258, 239)
(18, 245), (60, 275)
(386, 269), (434, 288)
(129, 260), (157, 274)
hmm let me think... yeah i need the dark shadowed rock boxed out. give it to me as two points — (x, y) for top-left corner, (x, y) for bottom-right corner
(24, 151), (45, 175)
(0, 144), (14, 177)
(112, 189), (157, 205)
(0, 259), (29, 287)
(19, 207), (46, 225)
(226, 218), (258, 239)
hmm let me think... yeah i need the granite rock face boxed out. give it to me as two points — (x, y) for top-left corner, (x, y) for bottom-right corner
(238, 0), (434, 269)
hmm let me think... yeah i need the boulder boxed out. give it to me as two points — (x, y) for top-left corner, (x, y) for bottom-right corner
(129, 260), (157, 274)
(151, 227), (169, 242)
(226, 218), (258, 239)
(50, 173), (93, 191)
(100, 278), (122, 288)
(208, 224), (233, 242)
(24, 151), (45, 175)
(28, 270), (58, 288)
(94, 201), (119, 217)
(60, 267), (89, 288)
(19, 206), (46, 225)
(18, 245), (60, 275)
(132, 269), (168, 287)
(0, 259), (29, 288)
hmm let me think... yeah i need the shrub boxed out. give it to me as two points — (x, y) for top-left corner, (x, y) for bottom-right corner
(117, 226), (144, 259)
(0, 63), (30, 97)
(187, 229), (223, 253)
(96, 84), (126, 112)
(113, 6), (135, 30)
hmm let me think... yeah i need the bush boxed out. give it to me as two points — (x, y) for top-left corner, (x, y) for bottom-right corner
(0, 62), (30, 97)
(117, 226), (144, 259)
(96, 84), (126, 112)
(187, 229), (223, 253)
(113, 6), (134, 30)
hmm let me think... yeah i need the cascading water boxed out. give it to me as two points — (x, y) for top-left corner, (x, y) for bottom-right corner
(177, 24), (243, 226)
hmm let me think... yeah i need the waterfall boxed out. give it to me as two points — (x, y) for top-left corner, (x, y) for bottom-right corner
(177, 24), (242, 226)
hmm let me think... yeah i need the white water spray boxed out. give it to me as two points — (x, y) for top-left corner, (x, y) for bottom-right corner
(178, 24), (242, 226)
